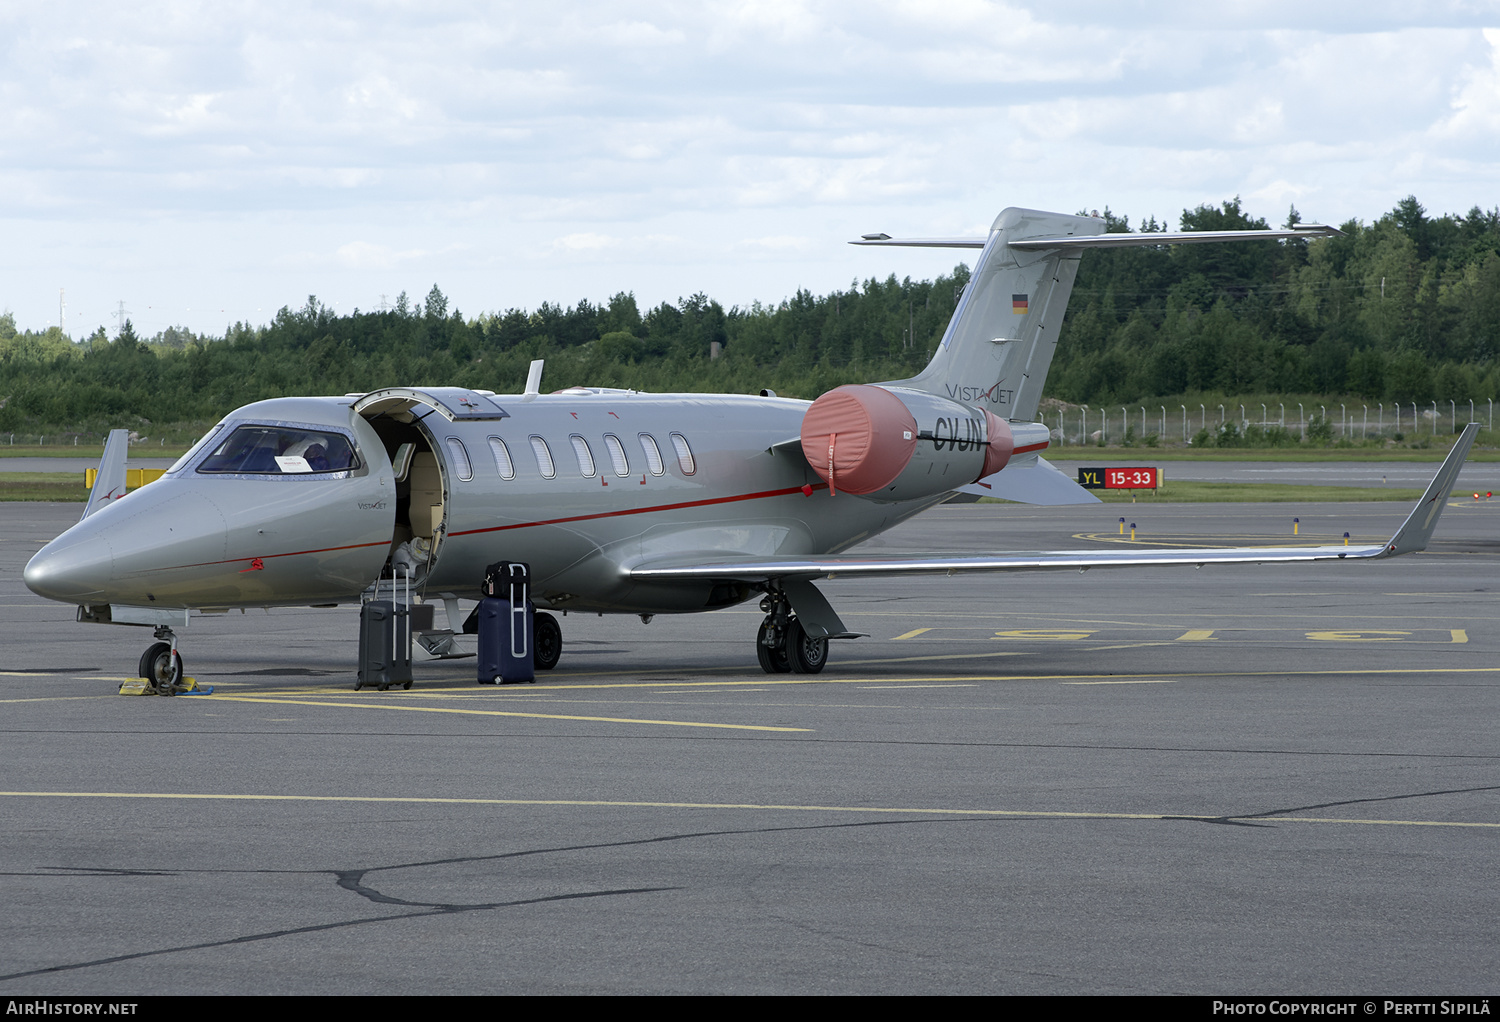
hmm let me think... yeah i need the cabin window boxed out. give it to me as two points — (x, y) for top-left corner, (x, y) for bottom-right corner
(197, 425), (358, 475)
(602, 434), (630, 476)
(530, 436), (555, 479)
(391, 442), (415, 482)
(570, 435), (596, 477)
(670, 433), (696, 475)
(638, 433), (665, 476)
(444, 437), (473, 482)
(488, 437), (515, 480)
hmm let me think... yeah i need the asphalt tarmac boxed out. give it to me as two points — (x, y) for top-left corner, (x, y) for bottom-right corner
(2, 496), (1497, 995)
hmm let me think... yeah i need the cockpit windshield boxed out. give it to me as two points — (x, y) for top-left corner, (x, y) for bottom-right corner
(165, 423), (225, 475)
(197, 425), (358, 475)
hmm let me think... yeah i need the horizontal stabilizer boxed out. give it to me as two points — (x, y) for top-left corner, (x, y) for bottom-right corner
(957, 456), (1100, 505)
(850, 225), (1342, 251)
(1009, 225), (1344, 249)
(849, 237), (986, 249)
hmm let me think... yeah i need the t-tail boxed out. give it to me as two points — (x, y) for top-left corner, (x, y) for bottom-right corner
(858, 207), (1345, 421)
(834, 208), (1350, 504)
(871, 207), (1101, 421)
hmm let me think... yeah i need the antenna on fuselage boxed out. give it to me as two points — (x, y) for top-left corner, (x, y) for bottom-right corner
(523, 359), (544, 400)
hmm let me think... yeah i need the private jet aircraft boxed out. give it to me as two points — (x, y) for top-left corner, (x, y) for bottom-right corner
(23, 207), (1479, 687)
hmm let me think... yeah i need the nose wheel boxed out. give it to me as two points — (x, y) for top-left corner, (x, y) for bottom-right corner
(756, 591), (827, 674)
(138, 628), (184, 695)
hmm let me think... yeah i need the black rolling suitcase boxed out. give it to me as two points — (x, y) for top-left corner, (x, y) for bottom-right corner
(356, 600), (412, 690)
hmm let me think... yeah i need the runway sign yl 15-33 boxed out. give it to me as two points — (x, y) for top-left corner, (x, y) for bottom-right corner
(1077, 467), (1159, 489)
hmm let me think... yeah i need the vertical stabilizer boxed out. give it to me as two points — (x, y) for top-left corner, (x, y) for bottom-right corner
(879, 207), (1102, 421)
(82, 429), (130, 521)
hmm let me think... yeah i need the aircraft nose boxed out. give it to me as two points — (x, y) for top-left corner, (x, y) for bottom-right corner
(25, 528), (113, 602)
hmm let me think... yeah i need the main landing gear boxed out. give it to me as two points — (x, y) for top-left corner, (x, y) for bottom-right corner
(534, 611), (562, 671)
(137, 626), (185, 695)
(756, 590), (827, 675)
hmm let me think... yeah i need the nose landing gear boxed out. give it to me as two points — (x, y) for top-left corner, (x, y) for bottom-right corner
(138, 627), (185, 695)
(756, 590), (827, 675)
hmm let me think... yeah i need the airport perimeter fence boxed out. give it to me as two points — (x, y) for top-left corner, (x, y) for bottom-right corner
(1049, 399), (1498, 447)
(0, 432), (177, 449)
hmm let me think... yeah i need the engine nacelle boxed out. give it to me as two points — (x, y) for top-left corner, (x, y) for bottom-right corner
(799, 385), (1025, 503)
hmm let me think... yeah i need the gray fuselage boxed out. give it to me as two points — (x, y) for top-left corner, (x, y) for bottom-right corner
(24, 390), (952, 616)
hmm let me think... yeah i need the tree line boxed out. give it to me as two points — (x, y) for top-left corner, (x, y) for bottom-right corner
(0, 194), (1496, 435)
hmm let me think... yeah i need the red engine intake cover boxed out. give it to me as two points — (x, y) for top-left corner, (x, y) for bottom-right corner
(800, 385), (918, 495)
(980, 409), (1014, 477)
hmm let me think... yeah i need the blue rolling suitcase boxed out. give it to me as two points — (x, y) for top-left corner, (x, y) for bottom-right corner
(477, 562), (534, 684)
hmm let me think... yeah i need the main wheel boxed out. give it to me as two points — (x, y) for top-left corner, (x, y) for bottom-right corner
(138, 642), (184, 692)
(786, 618), (828, 675)
(534, 611), (562, 671)
(756, 619), (791, 674)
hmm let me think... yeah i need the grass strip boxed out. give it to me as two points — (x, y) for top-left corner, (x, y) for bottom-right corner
(0, 473), (89, 502)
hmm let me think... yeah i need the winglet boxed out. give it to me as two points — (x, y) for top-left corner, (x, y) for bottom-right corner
(1382, 423), (1479, 556)
(81, 428), (131, 521)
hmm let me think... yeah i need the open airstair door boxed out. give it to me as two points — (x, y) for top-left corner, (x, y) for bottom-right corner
(353, 388), (498, 588)
(352, 387), (512, 422)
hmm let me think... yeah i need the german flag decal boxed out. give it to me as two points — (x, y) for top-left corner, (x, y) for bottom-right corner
(1012, 294), (1028, 314)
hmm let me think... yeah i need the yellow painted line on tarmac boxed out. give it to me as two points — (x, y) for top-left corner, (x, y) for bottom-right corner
(0, 789), (1494, 831)
(0, 695), (110, 705)
(204, 694), (810, 732)
(856, 684), (976, 690)
(1062, 679), (1178, 685)
(229, 662), (1500, 700)
(891, 628), (932, 640)
(837, 650), (1037, 666)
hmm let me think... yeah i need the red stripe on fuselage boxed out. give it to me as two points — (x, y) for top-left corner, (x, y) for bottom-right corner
(448, 482), (828, 538)
(167, 539), (394, 572)
(152, 483), (829, 573)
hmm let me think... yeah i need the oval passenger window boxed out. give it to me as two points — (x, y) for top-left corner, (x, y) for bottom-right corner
(639, 433), (665, 476)
(530, 436), (555, 479)
(444, 437), (473, 482)
(603, 434), (630, 476)
(488, 437), (514, 480)
(670, 433), (695, 475)
(570, 435), (596, 478)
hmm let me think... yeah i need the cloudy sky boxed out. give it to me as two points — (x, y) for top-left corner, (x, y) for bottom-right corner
(3, 1), (1499, 337)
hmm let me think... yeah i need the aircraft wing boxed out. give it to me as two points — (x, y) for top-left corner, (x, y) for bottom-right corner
(630, 424), (1477, 585)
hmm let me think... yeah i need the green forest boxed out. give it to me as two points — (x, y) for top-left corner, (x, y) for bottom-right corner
(2, 195), (1497, 444)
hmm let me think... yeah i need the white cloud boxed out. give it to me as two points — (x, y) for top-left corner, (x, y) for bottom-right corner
(550, 232), (619, 253)
(336, 241), (431, 270)
(3, 2), (1500, 331)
